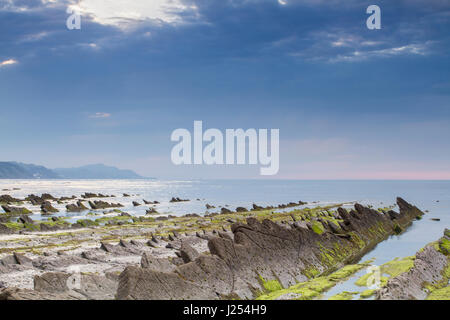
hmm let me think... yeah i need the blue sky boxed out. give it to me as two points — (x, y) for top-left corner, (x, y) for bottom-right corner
(0, 0), (449, 179)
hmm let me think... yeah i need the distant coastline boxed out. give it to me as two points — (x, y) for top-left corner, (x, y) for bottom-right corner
(0, 162), (152, 180)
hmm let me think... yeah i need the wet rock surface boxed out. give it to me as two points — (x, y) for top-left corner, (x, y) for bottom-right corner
(0, 197), (426, 300)
(117, 198), (424, 300)
(376, 230), (449, 300)
(66, 201), (88, 212)
(88, 200), (123, 210)
(41, 201), (59, 214)
(1, 205), (31, 215)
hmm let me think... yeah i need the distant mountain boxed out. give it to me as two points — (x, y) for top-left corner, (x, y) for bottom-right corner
(53, 164), (146, 179)
(0, 162), (60, 179)
(0, 162), (148, 179)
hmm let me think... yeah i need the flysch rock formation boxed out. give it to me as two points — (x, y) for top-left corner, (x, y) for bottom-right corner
(116, 197), (423, 300)
(376, 229), (449, 300)
(0, 197), (424, 300)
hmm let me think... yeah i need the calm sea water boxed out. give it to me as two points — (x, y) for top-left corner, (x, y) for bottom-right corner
(1, 179), (448, 299)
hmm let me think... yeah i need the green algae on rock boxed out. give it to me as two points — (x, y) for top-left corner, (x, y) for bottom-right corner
(329, 291), (359, 300)
(0, 197), (427, 300)
(376, 229), (449, 300)
(115, 197), (425, 299)
(359, 289), (376, 299)
(257, 263), (369, 300)
(426, 286), (450, 300)
(382, 256), (415, 277)
(354, 256), (415, 288)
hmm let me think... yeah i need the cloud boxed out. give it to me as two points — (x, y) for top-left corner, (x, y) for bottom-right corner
(0, 0), (62, 13)
(328, 43), (430, 63)
(76, 42), (101, 51)
(0, 58), (18, 68)
(1, 0), (201, 32)
(89, 112), (111, 119)
(1, 0), (448, 66)
(70, 0), (199, 30)
(19, 31), (50, 43)
(286, 25), (436, 63)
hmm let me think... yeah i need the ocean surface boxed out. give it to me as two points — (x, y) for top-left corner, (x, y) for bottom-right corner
(1, 179), (449, 299)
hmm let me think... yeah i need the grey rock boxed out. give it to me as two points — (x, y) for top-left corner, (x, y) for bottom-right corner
(179, 243), (200, 263)
(140, 252), (176, 273)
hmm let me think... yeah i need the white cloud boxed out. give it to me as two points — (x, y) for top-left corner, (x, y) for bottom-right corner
(361, 40), (384, 47)
(69, 0), (199, 30)
(0, 0), (60, 13)
(89, 112), (111, 119)
(330, 35), (358, 47)
(19, 31), (50, 43)
(82, 42), (100, 50)
(287, 27), (434, 63)
(0, 58), (18, 68)
(1, 0), (199, 29)
(329, 43), (429, 63)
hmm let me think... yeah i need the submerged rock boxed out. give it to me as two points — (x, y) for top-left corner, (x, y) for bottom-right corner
(146, 208), (158, 215)
(170, 197), (189, 203)
(0, 195), (22, 203)
(66, 201), (88, 212)
(25, 194), (57, 205)
(59, 195), (76, 201)
(18, 215), (34, 225)
(81, 193), (110, 199)
(41, 201), (59, 214)
(1, 205), (32, 215)
(252, 204), (264, 211)
(220, 208), (232, 214)
(88, 200), (123, 210)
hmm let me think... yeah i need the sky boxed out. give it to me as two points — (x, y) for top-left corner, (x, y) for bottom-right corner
(0, 0), (449, 179)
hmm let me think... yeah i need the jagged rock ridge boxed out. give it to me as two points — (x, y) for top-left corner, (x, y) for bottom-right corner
(116, 197), (424, 300)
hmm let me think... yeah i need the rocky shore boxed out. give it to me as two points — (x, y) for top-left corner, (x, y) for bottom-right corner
(0, 195), (433, 300)
(257, 229), (449, 300)
(376, 229), (449, 300)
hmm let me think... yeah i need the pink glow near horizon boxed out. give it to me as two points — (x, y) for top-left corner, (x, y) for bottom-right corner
(276, 171), (450, 180)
